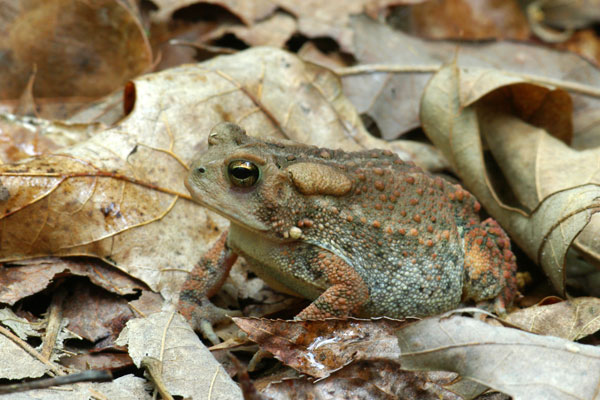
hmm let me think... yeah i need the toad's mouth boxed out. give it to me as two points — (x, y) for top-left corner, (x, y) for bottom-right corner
(190, 195), (271, 234)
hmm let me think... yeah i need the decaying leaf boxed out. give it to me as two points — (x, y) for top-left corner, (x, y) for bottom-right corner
(505, 297), (600, 340)
(397, 314), (600, 400)
(0, 47), (444, 303)
(0, 313), (52, 379)
(420, 63), (600, 294)
(116, 309), (243, 400)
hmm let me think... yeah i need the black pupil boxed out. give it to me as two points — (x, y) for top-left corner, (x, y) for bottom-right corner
(232, 165), (253, 179)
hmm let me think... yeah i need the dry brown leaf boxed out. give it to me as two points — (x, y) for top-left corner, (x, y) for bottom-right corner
(0, 258), (144, 305)
(398, 0), (529, 40)
(128, 290), (166, 316)
(0, 0), (152, 100)
(151, 1), (410, 53)
(0, 47), (444, 301)
(342, 15), (600, 140)
(505, 297), (600, 341)
(233, 317), (411, 379)
(397, 314), (600, 400)
(116, 310), (243, 399)
(420, 64), (600, 294)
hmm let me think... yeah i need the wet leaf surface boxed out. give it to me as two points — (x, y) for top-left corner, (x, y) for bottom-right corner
(233, 317), (412, 379)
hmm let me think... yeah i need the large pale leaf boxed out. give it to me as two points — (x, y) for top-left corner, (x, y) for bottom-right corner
(116, 309), (243, 400)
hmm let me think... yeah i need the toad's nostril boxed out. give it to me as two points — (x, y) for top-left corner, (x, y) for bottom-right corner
(195, 167), (206, 174)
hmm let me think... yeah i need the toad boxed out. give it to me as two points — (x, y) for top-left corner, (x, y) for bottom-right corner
(178, 123), (517, 342)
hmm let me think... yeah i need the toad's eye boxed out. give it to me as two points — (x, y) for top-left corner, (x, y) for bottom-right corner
(227, 160), (259, 187)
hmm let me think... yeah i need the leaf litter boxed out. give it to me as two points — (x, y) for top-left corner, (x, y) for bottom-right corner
(1, 2), (600, 398)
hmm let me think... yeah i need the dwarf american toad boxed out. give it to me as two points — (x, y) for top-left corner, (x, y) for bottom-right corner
(178, 123), (517, 341)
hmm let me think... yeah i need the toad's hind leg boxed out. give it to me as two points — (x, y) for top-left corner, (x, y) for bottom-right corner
(462, 218), (518, 315)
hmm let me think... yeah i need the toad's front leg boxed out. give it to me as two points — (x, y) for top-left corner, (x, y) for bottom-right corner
(178, 231), (240, 344)
(295, 251), (369, 319)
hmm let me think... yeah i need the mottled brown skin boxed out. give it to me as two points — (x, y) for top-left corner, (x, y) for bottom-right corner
(178, 123), (518, 338)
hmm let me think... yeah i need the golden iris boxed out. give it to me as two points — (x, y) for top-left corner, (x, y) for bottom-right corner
(227, 160), (259, 187)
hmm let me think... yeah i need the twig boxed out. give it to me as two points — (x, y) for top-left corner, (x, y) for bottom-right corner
(334, 64), (600, 98)
(335, 64), (440, 75)
(141, 357), (174, 400)
(0, 370), (112, 394)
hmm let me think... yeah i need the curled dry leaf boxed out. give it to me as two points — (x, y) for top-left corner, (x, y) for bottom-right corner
(116, 310), (242, 400)
(0, 0), (152, 100)
(233, 317), (412, 379)
(0, 47), (443, 300)
(505, 297), (600, 341)
(397, 314), (600, 400)
(420, 64), (600, 294)
(527, 0), (600, 43)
